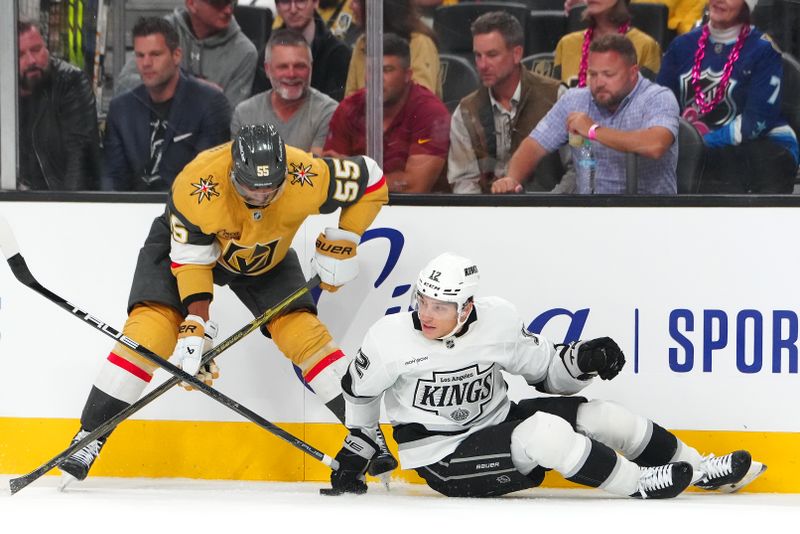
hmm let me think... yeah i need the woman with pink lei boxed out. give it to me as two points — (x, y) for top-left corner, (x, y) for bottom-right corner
(554, 0), (662, 88)
(657, 0), (798, 193)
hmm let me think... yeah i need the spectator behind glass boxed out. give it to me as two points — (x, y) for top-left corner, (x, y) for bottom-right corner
(324, 33), (451, 192)
(17, 19), (101, 191)
(345, 0), (441, 98)
(273, 0), (356, 42)
(338, 0), (365, 48)
(232, 29), (338, 155)
(114, 0), (257, 108)
(495, 34), (678, 195)
(657, 0), (799, 194)
(412, 0), (459, 27)
(102, 17), (231, 192)
(555, 0), (662, 88)
(254, 0), (352, 101)
(448, 11), (561, 194)
(564, 0), (706, 36)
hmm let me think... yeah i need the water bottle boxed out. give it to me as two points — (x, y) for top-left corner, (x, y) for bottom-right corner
(577, 139), (597, 194)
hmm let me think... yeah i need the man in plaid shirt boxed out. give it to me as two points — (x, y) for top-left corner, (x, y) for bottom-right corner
(494, 34), (679, 195)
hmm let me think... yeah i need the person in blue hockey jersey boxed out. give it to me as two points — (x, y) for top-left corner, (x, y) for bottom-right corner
(657, 0), (799, 193)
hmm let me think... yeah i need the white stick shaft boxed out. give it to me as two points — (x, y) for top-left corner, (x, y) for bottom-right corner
(0, 213), (20, 259)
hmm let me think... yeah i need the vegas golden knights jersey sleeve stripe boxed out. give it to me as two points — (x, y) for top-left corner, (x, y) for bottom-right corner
(318, 156), (372, 214)
(166, 199), (218, 249)
(335, 157), (388, 236)
(167, 200), (219, 305)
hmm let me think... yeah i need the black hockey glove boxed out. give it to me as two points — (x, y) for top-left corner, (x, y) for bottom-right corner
(560, 337), (626, 380)
(575, 337), (625, 380)
(320, 429), (378, 496)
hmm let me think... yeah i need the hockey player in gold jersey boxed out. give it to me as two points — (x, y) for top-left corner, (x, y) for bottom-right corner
(59, 124), (391, 486)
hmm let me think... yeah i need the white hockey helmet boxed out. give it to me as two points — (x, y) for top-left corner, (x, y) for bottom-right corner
(416, 252), (480, 315)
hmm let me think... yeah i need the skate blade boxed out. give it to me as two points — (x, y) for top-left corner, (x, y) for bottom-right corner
(719, 461), (767, 493)
(58, 472), (78, 492)
(379, 473), (392, 491)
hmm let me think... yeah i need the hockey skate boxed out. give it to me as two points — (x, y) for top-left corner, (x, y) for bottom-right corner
(367, 428), (398, 490)
(58, 429), (106, 490)
(694, 450), (767, 493)
(630, 462), (693, 499)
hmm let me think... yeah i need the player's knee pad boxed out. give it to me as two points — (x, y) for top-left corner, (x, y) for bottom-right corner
(576, 400), (649, 457)
(268, 311), (346, 403)
(94, 303), (182, 404)
(116, 302), (183, 371)
(268, 310), (332, 365)
(306, 350), (350, 403)
(511, 411), (588, 472)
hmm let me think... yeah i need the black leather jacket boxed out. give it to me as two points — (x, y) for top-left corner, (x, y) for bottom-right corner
(18, 58), (101, 190)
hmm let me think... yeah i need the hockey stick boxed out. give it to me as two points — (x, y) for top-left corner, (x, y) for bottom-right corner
(0, 216), (337, 494)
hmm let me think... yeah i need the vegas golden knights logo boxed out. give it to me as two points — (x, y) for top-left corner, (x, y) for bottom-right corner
(220, 239), (280, 275)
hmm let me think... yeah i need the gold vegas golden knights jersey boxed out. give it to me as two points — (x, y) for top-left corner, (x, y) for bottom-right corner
(166, 143), (388, 305)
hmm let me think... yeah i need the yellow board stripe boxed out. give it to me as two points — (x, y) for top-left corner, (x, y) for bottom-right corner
(1, 418), (796, 492)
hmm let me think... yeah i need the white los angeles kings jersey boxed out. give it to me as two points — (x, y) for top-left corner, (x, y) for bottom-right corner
(342, 296), (591, 469)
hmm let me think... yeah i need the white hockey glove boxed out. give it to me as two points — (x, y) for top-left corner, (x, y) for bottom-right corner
(172, 315), (219, 391)
(311, 227), (360, 292)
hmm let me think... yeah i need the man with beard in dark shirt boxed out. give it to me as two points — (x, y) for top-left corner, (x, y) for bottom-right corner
(17, 19), (101, 190)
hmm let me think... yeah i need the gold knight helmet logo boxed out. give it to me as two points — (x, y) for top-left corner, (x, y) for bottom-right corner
(220, 238), (280, 275)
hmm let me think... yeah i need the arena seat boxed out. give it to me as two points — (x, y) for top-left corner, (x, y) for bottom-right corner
(676, 117), (704, 194)
(514, 0), (568, 9)
(623, 117), (703, 194)
(234, 4), (273, 51)
(522, 52), (557, 79)
(781, 52), (800, 145)
(753, 0), (800, 59)
(433, 1), (530, 61)
(439, 53), (481, 112)
(525, 10), (567, 55)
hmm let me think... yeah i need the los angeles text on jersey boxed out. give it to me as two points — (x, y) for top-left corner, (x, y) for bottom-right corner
(412, 364), (495, 425)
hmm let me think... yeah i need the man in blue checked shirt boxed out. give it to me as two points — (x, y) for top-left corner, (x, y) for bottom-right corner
(493, 34), (679, 195)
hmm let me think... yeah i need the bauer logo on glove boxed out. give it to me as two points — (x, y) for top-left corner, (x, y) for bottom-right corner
(311, 227), (360, 292)
(172, 316), (219, 390)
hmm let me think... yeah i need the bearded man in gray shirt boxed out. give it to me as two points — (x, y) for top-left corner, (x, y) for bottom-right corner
(231, 29), (337, 156)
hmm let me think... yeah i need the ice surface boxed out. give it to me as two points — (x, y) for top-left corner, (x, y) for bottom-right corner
(0, 476), (797, 534)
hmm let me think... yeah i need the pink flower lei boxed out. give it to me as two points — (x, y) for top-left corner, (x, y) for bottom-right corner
(577, 21), (631, 88)
(690, 23), (751, 116)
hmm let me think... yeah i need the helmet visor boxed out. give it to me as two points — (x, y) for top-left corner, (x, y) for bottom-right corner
(414, 291), (458, 320)
(232, 170), (284, 207)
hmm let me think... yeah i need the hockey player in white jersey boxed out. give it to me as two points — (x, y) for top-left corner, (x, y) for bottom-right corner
(322, 252), (766, 498)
